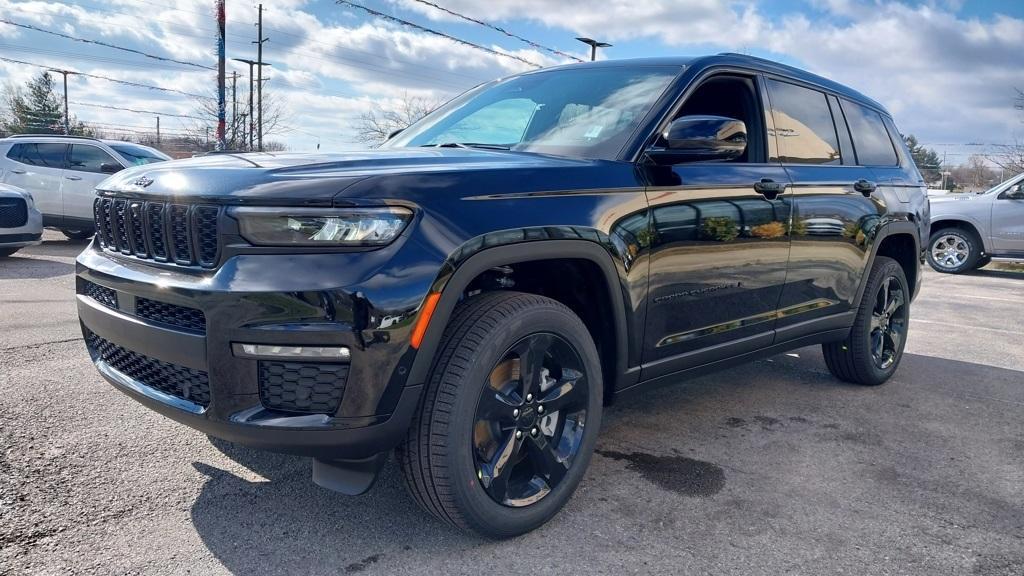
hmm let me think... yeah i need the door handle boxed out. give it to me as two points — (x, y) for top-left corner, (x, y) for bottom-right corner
(65, 175), (82, 181)
(753, 178), (786, 200)
(854, 179), (877, 196)
(10, 169), (26, 174)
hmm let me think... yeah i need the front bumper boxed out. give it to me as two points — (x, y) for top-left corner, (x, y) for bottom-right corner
(76, 244), (425, 460)
(0, 231), (42, 248)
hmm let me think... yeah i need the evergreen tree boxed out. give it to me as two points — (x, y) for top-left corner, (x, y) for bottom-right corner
(903, 134), (944, 186)
(1, 72), (91, 136)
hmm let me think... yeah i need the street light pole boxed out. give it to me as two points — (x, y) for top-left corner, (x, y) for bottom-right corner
(575, 37), (611, 61)
(48, 69), (74, 134)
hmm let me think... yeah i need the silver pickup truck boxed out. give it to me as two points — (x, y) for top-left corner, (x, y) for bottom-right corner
(928, 172), (1024, 273)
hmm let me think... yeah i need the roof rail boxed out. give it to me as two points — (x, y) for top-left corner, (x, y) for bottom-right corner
(4, 133), (100, 141)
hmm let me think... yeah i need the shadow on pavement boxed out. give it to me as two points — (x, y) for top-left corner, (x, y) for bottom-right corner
(0, 252), (75, 279)
(188, 349), (1023, 575)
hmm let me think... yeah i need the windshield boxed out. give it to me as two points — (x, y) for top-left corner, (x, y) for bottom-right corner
(111, 144), (171, 166)
(385, 65), (680, 160)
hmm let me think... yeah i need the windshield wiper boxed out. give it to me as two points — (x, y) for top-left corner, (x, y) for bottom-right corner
(420, 142), (512, 150)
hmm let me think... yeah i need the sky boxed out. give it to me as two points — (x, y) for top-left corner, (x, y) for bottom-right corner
(0, 0), (1022, 164)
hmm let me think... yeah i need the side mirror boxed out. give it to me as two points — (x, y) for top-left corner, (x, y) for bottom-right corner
(648, 115), (747, 164)
(100, 162), (123, 174)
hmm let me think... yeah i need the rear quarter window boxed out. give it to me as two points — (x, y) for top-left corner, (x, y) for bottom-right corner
(841, 100), (899, 166)
(5, 142), (67, 168)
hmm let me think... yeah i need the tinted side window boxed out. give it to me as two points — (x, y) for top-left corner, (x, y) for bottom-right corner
(766, 79), (841, 165)
(9, 143), (67, 168)
(841, 100), (898, 166)
(6, 143), (24, 161)
(827, 94), (855, 166)
(68, 144), (120, 174)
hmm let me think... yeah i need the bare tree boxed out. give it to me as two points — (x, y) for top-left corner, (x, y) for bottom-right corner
(986, 88), (1024, 177)
(186, 82), (290, 152)
(355, 93), (442, 146)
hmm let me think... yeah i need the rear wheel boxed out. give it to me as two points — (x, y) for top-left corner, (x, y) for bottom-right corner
(61, 228), (93, 241)
(926, 228), (979, 273)
(398, 291), (602, 538)
(823, 256), (909, 386)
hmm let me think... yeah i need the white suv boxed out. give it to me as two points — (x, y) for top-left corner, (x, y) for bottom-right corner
(0, 135), (170, 239)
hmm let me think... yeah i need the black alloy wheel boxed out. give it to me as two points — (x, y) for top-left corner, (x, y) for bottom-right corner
(868, 276), (908, 370)
(473, 333), (589, 507)
(823, 256), (910, 385)
(398, 291), (602, 538)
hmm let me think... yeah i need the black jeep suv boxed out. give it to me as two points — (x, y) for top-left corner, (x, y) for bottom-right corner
(77, 54), (928, 537)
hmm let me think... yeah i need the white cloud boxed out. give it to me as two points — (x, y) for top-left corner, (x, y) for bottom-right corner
(0, 0), (1021, 153)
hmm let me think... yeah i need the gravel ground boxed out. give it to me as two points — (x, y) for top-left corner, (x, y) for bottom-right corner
(1, 232), (1022, 575)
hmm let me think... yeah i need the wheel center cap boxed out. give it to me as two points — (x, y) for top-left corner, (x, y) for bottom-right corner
(519, 405), (537, 426)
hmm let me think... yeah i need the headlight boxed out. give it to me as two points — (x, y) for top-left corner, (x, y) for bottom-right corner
(232, 207), (412, 246)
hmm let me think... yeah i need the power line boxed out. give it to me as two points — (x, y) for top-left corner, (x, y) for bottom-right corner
(11, 1), (485, 95)
(0, 56), (213, 100)
(408, 0), (582, 62)
(336, 0), (542, 69)
(0, 43), (209, 73)
(0, 18), (214, 70)
(68, 101), (205, 120)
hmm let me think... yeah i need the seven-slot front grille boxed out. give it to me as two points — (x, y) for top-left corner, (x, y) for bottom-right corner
(135, 297), (207, 333)
(0, 197), (28, 228)
(86, 330), (211, 408)
(93, 197), (221, 268)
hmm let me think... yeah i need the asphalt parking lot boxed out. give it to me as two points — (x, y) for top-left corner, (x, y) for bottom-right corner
(2, 232), (1022, 576)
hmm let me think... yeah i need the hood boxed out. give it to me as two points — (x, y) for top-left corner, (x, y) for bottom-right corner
(0, 182), (31, 199)
(98, 148), (589, 206)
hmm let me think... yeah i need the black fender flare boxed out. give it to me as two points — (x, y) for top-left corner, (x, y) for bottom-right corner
(852, 219), (923, 309)
(405, 239), (632, 394)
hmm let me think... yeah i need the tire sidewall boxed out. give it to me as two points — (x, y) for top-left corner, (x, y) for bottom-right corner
(445, 301), (603, 537)
(927, 229), (977, 273)
(853, 258), (910, 384)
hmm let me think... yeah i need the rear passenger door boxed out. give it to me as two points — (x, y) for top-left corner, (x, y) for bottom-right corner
(2, 143), (67, 221)
(765, 79), (883, 340)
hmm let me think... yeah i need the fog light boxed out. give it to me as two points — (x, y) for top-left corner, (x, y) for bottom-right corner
(232, 343), (351, 360)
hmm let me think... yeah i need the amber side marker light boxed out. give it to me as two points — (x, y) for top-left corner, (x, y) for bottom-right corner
(410, 292), (441, 349)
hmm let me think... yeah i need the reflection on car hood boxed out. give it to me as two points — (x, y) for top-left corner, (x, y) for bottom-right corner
(97, 148), (588, 206)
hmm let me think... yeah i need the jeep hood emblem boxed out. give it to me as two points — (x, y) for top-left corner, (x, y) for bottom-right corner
(133, 176), (154, 187)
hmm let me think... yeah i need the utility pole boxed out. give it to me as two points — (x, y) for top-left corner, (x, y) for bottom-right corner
(575, 37), (611, 61)
(215, 0), (226, 150)
(156, 116), (161, 146)
(229, 71), (239, 149)
(254, 3), (268, 152)
(48, 68), (74, 134)
(233, 59), (269, 151)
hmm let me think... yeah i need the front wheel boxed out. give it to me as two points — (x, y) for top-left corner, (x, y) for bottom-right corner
(398, 291), (602, 538)
(823, 256), (910, 386)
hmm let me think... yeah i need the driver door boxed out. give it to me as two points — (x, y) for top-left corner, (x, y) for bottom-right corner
(991, 180), (1024, 254)
(639, 73), (792, 379)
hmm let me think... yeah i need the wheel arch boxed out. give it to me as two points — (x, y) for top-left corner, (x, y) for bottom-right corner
(853, 221), (922, 309)
(405, 239), (632, 404)
(929, 218), (989, 253)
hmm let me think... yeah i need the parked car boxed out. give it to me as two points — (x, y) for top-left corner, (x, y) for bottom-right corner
(927, 172), (1024, 273)
(0, 183), (42, 257)
(0, 135), (169, 240)
(75, 54), (928, 537)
